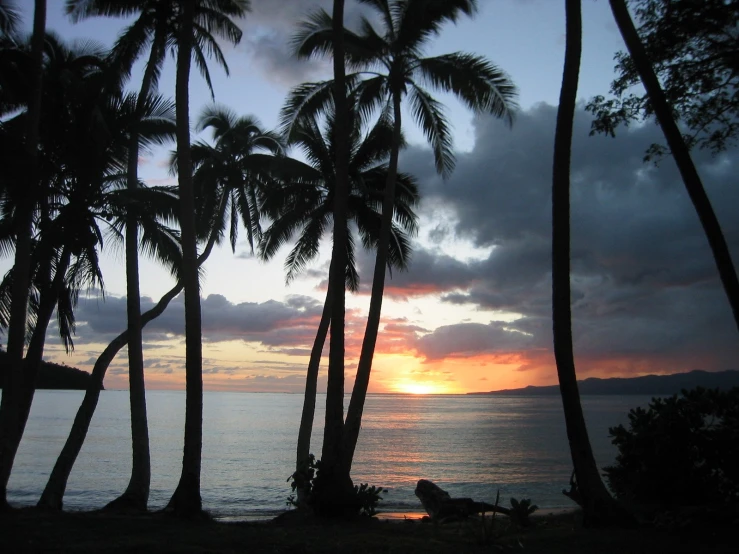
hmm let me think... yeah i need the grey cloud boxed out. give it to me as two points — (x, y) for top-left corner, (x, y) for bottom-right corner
(413, 321), (537, 361)
(241, 0), (377, 87)
(393, 102), (739, 373)
(71, 292), (324, 347)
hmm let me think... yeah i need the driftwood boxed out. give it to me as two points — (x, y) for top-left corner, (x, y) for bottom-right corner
(414, 479), (511, 521)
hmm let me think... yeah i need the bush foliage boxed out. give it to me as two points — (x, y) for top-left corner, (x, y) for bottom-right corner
(604, 387), (739, 507)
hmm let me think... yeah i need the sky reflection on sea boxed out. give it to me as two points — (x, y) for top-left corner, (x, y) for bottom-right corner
(6, 390), (652, 518)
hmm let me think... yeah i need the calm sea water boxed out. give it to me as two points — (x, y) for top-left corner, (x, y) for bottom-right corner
(6, 390), (653, 519)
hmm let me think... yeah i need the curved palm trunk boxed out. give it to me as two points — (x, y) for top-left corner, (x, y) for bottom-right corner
(553, 0), (631, 528)
(0, 0), (46, 510)
(313, 0), (353, 514)
(294, 284), (331, 505)
(166, 0), (204, 517)
(340, 94), (402, 475)
(106, 28), (168, 514)
(38, 215), (222, 511)
(38, 283), (180, 510)
(608, 0), (739, 334)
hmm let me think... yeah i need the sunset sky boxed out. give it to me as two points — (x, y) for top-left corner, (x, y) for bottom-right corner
(7, 0), (739, 394)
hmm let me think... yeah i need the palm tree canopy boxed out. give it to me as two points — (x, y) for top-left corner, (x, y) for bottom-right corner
(65, 0), (250, 98)
(260, 104), (419, 290)
(286, 0), (518, 177)
(170, 105), (284, 256)
(0, 35), (181, 350)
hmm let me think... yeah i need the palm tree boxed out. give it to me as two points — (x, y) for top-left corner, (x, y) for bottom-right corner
(168, 0), (199, 516)
(607, 0), (739, 334)
(37, 119), (261, 509)
(552, 0), (632, 527)
(288, 0), (518, 481)
(65, 0), (248, 512)
(259, 105), (419, 505)
(0, 30), (179, 500)
(188, 105), (283, 254)
(0, 0), (45, 510)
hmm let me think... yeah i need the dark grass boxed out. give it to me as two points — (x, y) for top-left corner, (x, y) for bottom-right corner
(0, 507), (735, 553)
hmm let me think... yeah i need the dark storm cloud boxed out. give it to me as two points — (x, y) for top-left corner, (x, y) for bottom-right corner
(413, 322), (536, 361)
(355, 246), (479, 298)
(392, 103), (739, 373)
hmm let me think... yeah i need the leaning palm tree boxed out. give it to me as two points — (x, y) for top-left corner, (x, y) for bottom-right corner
(287, 0), (518, 484)
(606, 0), (739, 333)
(0, 0), (45, 510)
(37, 110), (268, 508)
(0, 43), (179, 501)
(260, 105), (419, 505)
(552, 0), (632, 527)
(65, 0), (249, 512)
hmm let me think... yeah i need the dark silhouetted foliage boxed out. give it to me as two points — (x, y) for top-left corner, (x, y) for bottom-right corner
(605, 387), (739, 507)
(0, 349), (99, 390)
(588, 0), (739, 161)
(287, 454), (386, 517)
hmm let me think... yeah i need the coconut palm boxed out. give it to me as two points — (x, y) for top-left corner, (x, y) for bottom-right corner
(65, 0), (248, 511)
(187, 105), (284, 253)
(0, 28), (179, 503)
(552, 0), (632, 527)
(606, 0), (739, 333)
(286, 0), (518, 484)
(259, 105), (419, 504)
(0, 0), (45, 510)
(65, 0), (249, 513)
(37, 116), (267, 509)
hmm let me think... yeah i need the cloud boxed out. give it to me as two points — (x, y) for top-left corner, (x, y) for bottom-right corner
(240, 0), (378, 87)
(72, 292), (325, 347)
(385, 102), (739, 376)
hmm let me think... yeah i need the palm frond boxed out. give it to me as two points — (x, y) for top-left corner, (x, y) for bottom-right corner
(417, 52), (518, 124)
(408, 84), (455, 177)
(279, 80), (337, 138)
(192, 38), (216, 100)
(396, 0), (477, 52)
(291, 8), (333, 60)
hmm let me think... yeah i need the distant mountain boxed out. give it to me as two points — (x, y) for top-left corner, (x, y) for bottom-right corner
(0, 350), (100, 391)
(470, 370), (739, 396)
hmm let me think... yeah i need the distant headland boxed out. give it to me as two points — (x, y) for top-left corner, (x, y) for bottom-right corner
(0, 350), (100, 391)
(469, 369), (739, 396)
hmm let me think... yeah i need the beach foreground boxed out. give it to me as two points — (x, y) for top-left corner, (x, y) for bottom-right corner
(1, 509), (734, 553)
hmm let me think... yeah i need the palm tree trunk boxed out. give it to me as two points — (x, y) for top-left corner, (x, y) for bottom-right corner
(106, 30), (167, 514)
(608, 0), (739, 334)
(553, 0), (631, 528)
(294, 283), (331, 505)
(0, 246), (69, 509)
(166, 0), (203, 517)
(313, 0), (353, 514)
(0, 0), (46, 510)
(340, 93), (402, 475)
(38, 216), (223, 511)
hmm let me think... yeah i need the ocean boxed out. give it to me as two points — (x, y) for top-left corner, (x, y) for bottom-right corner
(7, 390), (652, 519)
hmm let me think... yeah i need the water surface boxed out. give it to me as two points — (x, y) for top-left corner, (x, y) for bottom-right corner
(7, 390), (652, 518)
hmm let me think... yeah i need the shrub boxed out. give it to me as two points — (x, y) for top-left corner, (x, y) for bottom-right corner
(287, 454), (387, 516)
(509, 497), (538, 527)
(604, 387), (739, 507)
